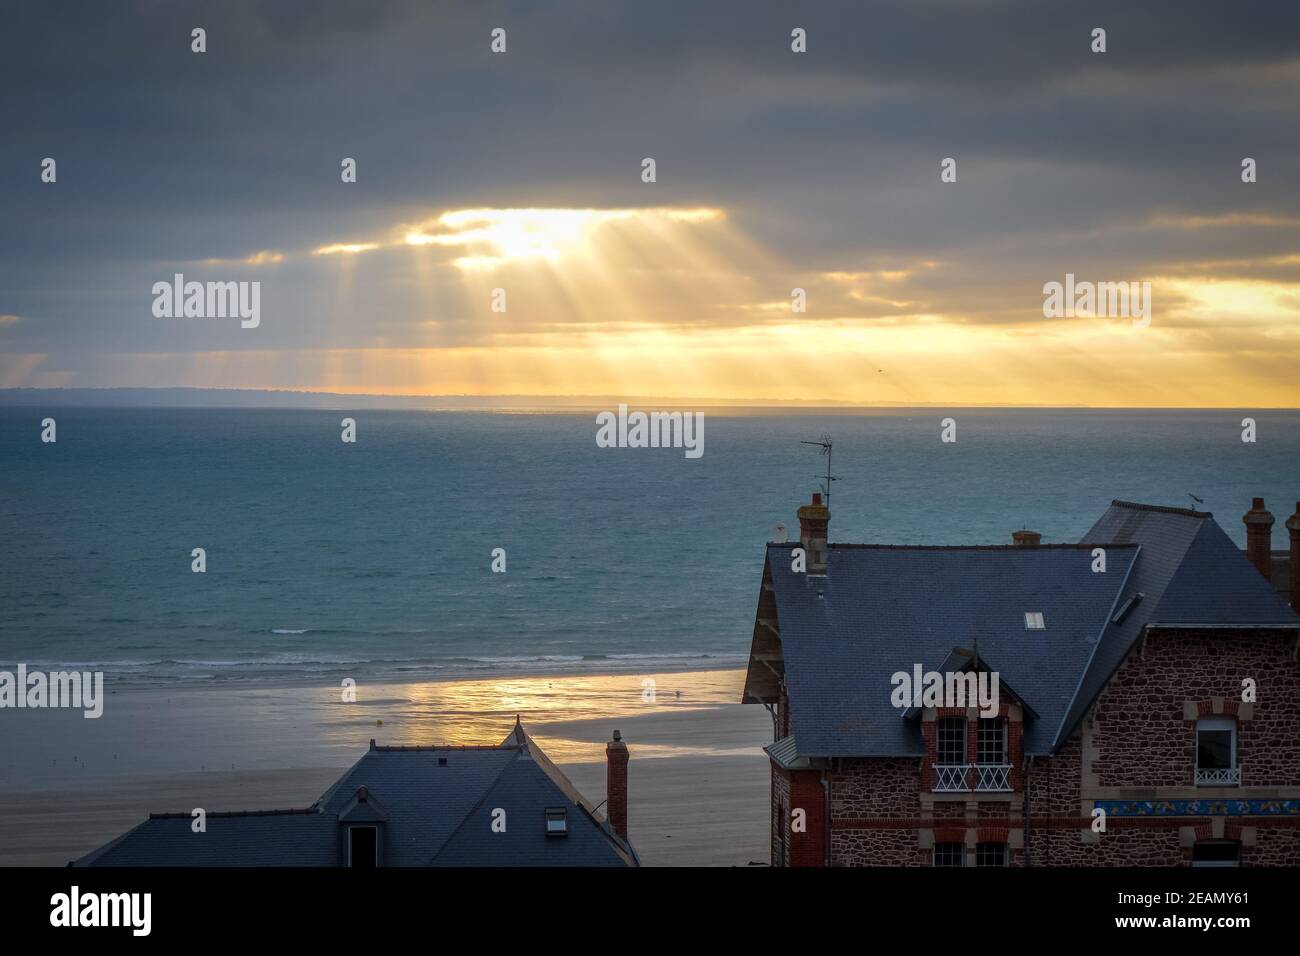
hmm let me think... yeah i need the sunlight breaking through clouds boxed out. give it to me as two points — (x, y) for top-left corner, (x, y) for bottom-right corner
(401, 207), (725, 270)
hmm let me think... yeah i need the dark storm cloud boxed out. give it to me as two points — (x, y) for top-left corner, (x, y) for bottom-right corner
(1, 0), (1299, 363)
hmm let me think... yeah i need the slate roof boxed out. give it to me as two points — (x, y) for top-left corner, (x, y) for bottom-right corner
(1052, 501), (1298, 749)
(746, 500), (1298, 760)
(73, 721), (637, 867)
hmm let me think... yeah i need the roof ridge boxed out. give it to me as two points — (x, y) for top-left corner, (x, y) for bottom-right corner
(148, 807), (320, 819)
(424, 742), (524, 864)
(1110, 499), (1212, 518)
(1050, 544), (1144, 750)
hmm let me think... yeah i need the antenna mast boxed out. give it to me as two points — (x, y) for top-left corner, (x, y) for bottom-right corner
(800, 434), (840, 506)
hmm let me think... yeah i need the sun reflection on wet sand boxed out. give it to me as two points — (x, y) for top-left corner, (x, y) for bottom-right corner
(319, 668), (757, 763)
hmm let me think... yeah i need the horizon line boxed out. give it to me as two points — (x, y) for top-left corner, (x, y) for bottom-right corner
(1, 386), (1297, 412)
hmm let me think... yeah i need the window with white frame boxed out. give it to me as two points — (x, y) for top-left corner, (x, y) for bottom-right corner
(976, 842), (1008, 866)
(976, 717), (1007, 765)
(933, 842), (965, 867)
(1195, 717), (1238, 785)
(937, 717), (966, 764)
(1024, 611), (1045, 630)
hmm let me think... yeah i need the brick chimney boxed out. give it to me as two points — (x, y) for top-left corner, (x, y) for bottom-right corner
(1287, 502), (1300, 612)
(797, 492), (830, 574)
(1243, 497), (1275, 580)
(606, 729), (629, 841)
(1012, 530), (1042, 547)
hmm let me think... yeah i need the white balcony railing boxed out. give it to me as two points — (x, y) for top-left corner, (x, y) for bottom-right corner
(1195, 767), (1240, 786)
(933, 764), (1013, 793)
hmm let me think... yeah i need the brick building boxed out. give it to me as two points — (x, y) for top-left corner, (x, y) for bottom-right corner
(743, 495), (1300, 866)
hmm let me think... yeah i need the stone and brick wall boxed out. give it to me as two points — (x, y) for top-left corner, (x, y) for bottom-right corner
(771, 627), (1300, 866)
(1091, 629), (1300, 790)
(771, 765), (790, 866)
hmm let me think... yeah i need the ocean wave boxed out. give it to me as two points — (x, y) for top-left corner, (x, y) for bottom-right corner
(6, 648), (745, 687)
(463, 654), (585, 663)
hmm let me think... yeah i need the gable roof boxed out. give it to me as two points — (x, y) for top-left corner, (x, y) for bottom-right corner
(746, 499), (1299, 761)
(73, 721), (636, 867)
(900, 649), (1038, 721)
(758, 542), (1138, 757)
(1051, 501), (1298, 748)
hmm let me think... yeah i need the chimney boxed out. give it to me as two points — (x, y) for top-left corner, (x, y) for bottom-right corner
(606, 730), (629, 841)
(1287, 502), (1300, 612)
(1243, 497), (1275, 580)
(797, 492), (831, 574)
(1012, 530), (1042, 547)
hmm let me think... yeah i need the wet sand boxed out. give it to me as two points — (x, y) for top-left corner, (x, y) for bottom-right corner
(0, 668), (773, 867)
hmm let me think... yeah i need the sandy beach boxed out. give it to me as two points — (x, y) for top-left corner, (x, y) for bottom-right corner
(0, 667), (772, 867)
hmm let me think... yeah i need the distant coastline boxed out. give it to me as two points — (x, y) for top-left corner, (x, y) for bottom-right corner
(5, 387), (1292, 411)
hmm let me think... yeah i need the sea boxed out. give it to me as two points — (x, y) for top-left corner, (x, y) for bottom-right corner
(2, 405), (1297, 687)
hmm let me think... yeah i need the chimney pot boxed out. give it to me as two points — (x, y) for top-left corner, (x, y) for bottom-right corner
(796, 492), (831, 574)
(606, 730), (629, 841)
(1243, 497), (1276, 581)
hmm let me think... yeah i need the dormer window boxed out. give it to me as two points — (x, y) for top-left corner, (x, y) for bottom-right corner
(1024, 612), (1045, 630)
(545, 807), (568, 836)
(937, 717), (966, 764)
(348, 826), (378, 867)
(977, 717), (1007, 765)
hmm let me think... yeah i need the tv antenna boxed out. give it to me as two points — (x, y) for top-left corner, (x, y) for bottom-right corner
(800, 434), (840, 506)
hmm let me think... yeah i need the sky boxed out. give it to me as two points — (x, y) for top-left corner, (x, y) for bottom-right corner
(2, 0), (1300, 406)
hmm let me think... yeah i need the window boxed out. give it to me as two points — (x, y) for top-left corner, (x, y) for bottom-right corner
(977, 718), (1007, 765)
(348, 826), (378, 867)
(1024, 611), (1045, 630)
(1192, 841), (1240, 868)
(976, 842), (1008, 867)
(1196, 717), (1238, 785)
(937, 717), (966, 764)
(545, 807), (568, 836)
(933, 843), (965, 867)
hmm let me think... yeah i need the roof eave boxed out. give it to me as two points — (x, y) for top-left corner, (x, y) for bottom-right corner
(1143, 621), (1300, 629)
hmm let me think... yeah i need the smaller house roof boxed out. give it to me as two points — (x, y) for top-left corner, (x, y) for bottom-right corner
(73, 720), (636, 867)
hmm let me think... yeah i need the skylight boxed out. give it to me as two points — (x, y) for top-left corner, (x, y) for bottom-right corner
(1024, 611), (1045, 630)
(545, 807), (568, 836)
